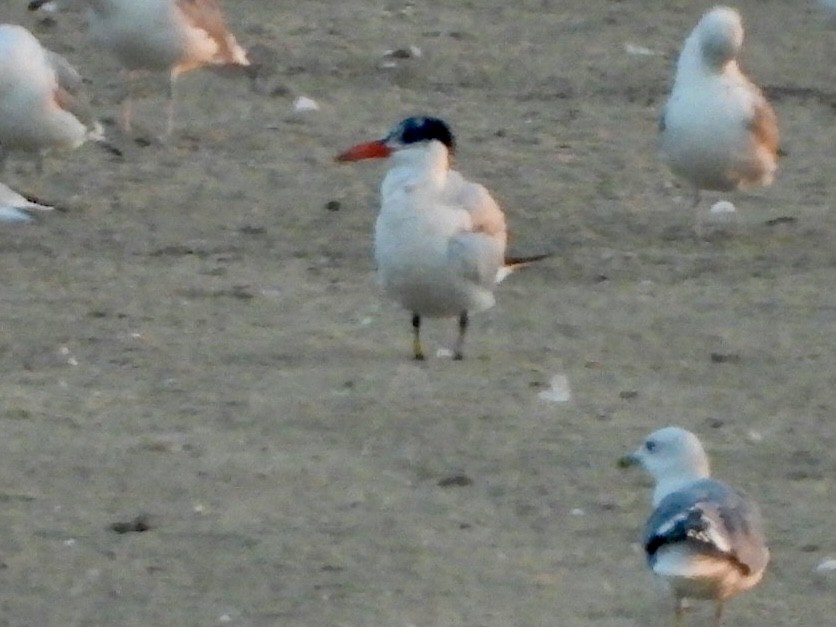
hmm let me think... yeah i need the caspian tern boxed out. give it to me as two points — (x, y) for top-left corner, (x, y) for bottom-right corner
(29, 0), (250, 136)
(620, 427), (769, 627)
(336, 116), (548, 361)
(0, 23), (104, 174)
(659, 6), (779, 234)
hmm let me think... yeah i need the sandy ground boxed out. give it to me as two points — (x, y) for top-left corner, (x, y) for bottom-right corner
(0, 1), (834, 625)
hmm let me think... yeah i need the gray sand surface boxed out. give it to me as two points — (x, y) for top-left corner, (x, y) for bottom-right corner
(1, 1), (834, 625)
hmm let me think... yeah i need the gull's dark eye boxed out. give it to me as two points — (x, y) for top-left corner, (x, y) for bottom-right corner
(645, 440), (657, 452)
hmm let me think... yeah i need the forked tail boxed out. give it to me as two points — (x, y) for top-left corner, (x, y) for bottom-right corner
(497, 252), (551, 282)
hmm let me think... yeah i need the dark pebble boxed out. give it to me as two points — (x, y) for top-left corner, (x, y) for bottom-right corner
(710, 352), (741, 364)
(438, 474), (473, 488)
(765, 216), (797, 227)
(110, 514), (151, 534)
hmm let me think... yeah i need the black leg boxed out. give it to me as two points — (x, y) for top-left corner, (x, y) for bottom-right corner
(692, 186), (705, 239)
(453, 311), (468, 360)
(166, 72), (177, 138)
(411, 313), (424, 360)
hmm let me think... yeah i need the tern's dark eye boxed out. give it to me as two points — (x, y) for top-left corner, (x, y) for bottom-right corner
(645, 440), (657, 452)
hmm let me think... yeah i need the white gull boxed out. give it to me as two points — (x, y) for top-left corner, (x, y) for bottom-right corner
(659, 7), (779, 234)
(620, 426), (769, 627)
(30, 0), (250, 136)
(0, 23), (103, 174)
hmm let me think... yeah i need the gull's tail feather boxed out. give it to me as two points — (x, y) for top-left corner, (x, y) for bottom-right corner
(497, 252), (551, 283)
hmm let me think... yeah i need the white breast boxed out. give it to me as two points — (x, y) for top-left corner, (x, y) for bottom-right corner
(0, 25), (87, 152)
(373, 145), (502, 317)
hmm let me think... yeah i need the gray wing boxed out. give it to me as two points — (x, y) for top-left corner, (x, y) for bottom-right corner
(445, 171), (507, 250)
(45, 48), (101, 134)
(448, 232), (504, 288)
(643, 479), (769, 575)
(45, 49), (82, 93)
(443, 171), (507, 287)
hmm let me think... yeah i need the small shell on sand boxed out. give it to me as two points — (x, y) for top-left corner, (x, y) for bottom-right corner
(710, 200), (736, 214)
(293, 96), (320, 113)
(539, 374), (572, 403)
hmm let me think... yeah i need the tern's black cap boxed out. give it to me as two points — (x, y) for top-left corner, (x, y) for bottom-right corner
(387, 116), (456, 154)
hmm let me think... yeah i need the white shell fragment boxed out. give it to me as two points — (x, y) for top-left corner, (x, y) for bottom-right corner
(538, 374), (572, 403)
(710, 200), (737, 215)
(746, 430), (763, 443)
(293, 96), (320, 113)
(436, 348), (454, 359)
(624, 43), (659, 56)
(815, 559), (836, 573)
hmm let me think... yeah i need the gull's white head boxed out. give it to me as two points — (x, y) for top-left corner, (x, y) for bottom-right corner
(696, 6), (744, 68)
(620, 426), (711, 504)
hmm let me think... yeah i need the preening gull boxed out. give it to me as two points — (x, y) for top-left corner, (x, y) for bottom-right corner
(0, 23), (103, 174)
(620, 426), (769, 626)
(336, 116), (548, 361)
(659, 7), (779, 235)
(29, 0), (250, 136)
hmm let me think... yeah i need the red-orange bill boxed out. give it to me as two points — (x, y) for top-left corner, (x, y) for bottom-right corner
(335, 140), (392, 162)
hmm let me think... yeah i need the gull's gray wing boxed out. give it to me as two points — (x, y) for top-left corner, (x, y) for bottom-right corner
(45, 49), (82, 93)
(44, 47), (102, 136)
(643, 478), (769, 575)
